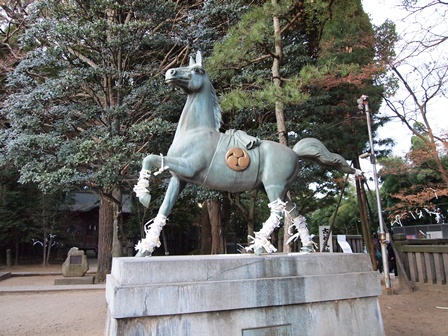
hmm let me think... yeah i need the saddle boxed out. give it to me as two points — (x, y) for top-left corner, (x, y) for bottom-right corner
(225, 129), (261, 150)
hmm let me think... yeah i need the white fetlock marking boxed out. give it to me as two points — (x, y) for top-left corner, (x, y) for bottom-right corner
(258, 212), (282, 238)
(268, 198), (287, 212)
(286, 215), (315, 249)
(246, 199), (285, 254)
(133, 169), (152, 198)
(135, 214), (167, 255)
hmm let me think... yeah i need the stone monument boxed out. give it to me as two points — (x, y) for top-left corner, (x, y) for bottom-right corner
(132, 51), (361, 257)
(54, 247), (94, 285)
(105, 52), (384, 335)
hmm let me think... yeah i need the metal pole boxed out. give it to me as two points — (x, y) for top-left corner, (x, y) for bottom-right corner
(358, 95), (391, 289)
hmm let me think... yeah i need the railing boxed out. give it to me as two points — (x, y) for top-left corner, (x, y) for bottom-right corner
(394, 236), (448, 290)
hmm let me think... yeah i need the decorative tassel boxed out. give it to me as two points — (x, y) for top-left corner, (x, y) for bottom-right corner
(133, 169), (152, 199)
(135, 214), (167, 256)
(286, 215), (316, 252)
(245, 199), (286, 255)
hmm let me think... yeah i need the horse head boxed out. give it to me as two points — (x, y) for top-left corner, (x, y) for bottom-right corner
(165, 51), (207, 94)
(165, 51), (222, 130)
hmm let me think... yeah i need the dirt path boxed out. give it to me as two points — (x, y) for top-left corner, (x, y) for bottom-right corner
(1, 267), (447, 335)
(0, 263), (105, 336)
(378, 288), (448, 336)
(0, 290), (106, 336)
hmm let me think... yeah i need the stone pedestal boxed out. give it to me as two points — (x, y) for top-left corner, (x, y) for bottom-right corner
(105, 253), (384, 336)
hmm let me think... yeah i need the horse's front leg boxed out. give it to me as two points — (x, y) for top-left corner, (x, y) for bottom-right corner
(134, 154), (196, 208)
(135, 177), (186, 257)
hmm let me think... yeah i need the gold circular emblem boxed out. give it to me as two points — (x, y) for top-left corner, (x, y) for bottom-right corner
(225, 147), (250, 171)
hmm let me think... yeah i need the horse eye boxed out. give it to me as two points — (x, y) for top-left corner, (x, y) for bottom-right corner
(192, 67), (204, 75)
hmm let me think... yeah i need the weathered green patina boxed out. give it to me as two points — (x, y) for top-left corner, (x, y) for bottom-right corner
(134, 51), (358, 256)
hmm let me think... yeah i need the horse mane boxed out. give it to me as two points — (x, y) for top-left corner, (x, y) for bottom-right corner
(209, 81), (222, 131)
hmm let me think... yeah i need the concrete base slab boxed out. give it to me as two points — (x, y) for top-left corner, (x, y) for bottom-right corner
(106, 253), (385, 336)
(54, 275), (94, 285)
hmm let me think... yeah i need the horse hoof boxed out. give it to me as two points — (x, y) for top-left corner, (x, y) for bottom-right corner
(139, 193), (151, 208)
(135, 250), (152, 257)
(254, 247), (264, 256)
(300, 246), (314, 253)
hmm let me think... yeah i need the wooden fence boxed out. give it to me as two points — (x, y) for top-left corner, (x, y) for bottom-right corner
(394, 236), (448, 290)
(275, 233), (448, 291)
(314, 233), (448, 290)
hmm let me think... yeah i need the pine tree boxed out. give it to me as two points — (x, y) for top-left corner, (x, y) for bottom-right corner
(0, 0), (193, 281)
(206, 0), (389, 250)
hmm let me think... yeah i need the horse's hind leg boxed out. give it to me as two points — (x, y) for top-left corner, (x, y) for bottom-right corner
(245, 185), (289, 255)
(246, 198), (285, 255)
(284, 196), (315, 252)
(246, 185), (315, 254)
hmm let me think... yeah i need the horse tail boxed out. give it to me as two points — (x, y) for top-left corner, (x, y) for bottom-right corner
(293, 138), (356, 175)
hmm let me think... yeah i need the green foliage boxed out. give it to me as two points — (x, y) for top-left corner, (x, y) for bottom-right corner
(207, 0), (392, 241)
(1, 0), (184, 194)
(379, 141), (448, 225)
(308, 184), (361, 235)
(0, 167), (32, 248)
(208, 0), (324, 111)
(0, 165), (67, 259)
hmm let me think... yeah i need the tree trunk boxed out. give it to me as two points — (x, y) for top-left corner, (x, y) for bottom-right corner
(272, 0), (287, 147)
(229, 191), (257, 247)
(272, 1), (291, 252)
(96, 193), (114, 283)
(46, 233), (53, 265)
(14, 228), (19, 266)
(42, 222), (48, 267)
(112, 188), (123, 257)
(221, 193), (231, 253)
(200, 201), (212, 254)
(208, 198), (224, 254)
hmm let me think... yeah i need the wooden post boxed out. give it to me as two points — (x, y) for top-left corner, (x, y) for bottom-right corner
(6, 249), (11, 268)
(389, 238), (415, 292)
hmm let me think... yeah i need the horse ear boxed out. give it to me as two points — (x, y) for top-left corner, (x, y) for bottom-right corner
(189, 55), (195, 67)
(196, 51), (202, 66)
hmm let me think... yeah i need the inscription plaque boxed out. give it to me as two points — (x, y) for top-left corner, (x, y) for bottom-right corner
(242, 324), (291, 336)
(70, 255), (82, 265)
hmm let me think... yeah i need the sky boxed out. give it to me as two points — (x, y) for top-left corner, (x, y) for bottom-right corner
(361, 0), (447, 157)
(356, 1), (448, 188)
(361, 0), (412, 157)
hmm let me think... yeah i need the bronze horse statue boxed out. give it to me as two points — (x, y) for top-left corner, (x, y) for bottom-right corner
(134, 51), (359, 256)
